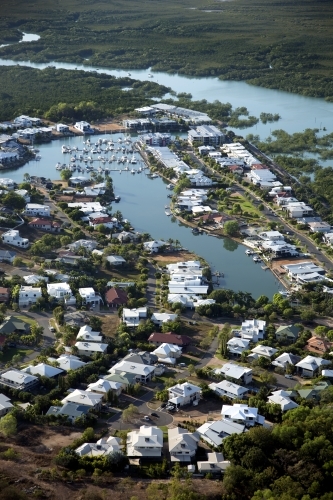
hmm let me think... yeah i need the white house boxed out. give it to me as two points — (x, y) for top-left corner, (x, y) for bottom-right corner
(221, 404), (265, 427)
(168, 427), (199, 462)
(18, 286), (42, 307)
(75, 436), (122, 457)
(61, 389), (103, 410)
(56, 123), (70, 134)
(15, 189), (30, 203)
(143, 240), (166, 253)
(197, 452), (231, 475)
(227, 338), (250, 357)
(74, 341), (108, 357)
(168, 382), (201, 407)
(0, 393), (13, 416)
(122, 307), (147, 327)
(76, 325), (103, 343)
(152, 343), (182, 364)
(272, 352), (300, 370)
(151, 312), (177, 326)
(23, 363), (63, 378)
(259, 231), (285, 241)
(295, 355), (331, 378)
(2, 229), (29, 248)
(167, 261), (202, 273)
(24, 203), (51, 217)
(74, 121), (94, 133)
(0, 177), (15, 190)
(47, 282), (75, 304)
(283, 262), (326, 283)
(49, 354), (86, 372)
(0, 369), (38, 391)
(87, 379), (122, 397)
(109, 360), (155, 383)
(249, 345), (278, 361)
(197, 419), (246, 447)
(218, 363), (253, 385)
(268, 390), (299, 411)
(24, 275), (48, 285)
(238, 319), (266, 342)
(79, 287), (102, 307)
(106, 255), (126, 266)
(209, 380), (248, 400)
(68, 239), (97, 252)
(127, 425), (163, 457)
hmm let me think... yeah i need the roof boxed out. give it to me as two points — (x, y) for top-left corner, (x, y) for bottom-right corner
(296, 355), (331, 371)
(50, 354), (86, 371)
(0, 393), (13, 412)
(148, 332), (192, 346)
(168, 427), (199, 453)
(197, 419), (246, 446)
(209, 380), (248, 397)
(105, 287), (128, 305)
(61, 389), (103, 407)
(104, 372), (136, 386)
(0, 316), (30, 334)
(272, 352), (301, 368)
(306, 336), (333, 353)
(153, 343), (182, 356)
(87, 379), (122, 393)
(268, 391), (299, 411)
(23, 363), (63, 378)
(219, 363), (252, 380)
(197, 452), (231, 473)
(109, 360), (155, 376)
(0, 369), (38, 386)
(169, 382), (201, 398)
(276, 324), (301, 339)
(75, 341), (108, 353)
(250, 345), (278, 358)
(46, 402), (90, 419)
(221, 404), (264, 425)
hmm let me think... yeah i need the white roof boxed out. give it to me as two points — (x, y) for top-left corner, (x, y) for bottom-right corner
(47, 282), (71, 293)
(0, 369), (38, 385)
(23, 363), (63, 378)
(250, 345), (278, 358)
(169, 382), (201, 398)
(109, 360), (155, 376)
(153, 343), (182, 356)
(76, 436), (122, 457)
(219, 363), (252, 380)
(168, 427), (199, 453)
(87, 379), (122, 393)
(209, 380), (248, 397)
(50, 354), (86, 371)
(107, 255), (126, 263)
(24, 275), (49, 285)
(221, 404), (264, 424)
(296, 355), (331, 371)
(151, 312), (177, 323)
(197, 419), (245, 447)
(79, 287), (96, 297)
(268, 392), (299, 411)
(0, 393), (13, 411)
(75, 341), (108, 353)
(127, 425), (163, 455)
(62, 389), (103, 407)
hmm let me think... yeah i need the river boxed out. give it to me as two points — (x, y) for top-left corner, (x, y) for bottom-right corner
(3, 134), (282, 299)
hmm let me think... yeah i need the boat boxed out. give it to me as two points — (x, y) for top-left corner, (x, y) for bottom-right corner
(167, 183), (174, 190)
(253, 256), (261, 263)
(192, 227), (199, 234)
(165, 209), (172, 216)
(114, 196), (121, 203)
(55, 162), (62, 170)
(150, 173), (158, 178)
(148, 73), (153, 78)
(123, 166), (129, 171)
(35, 155), (41, 161)
(245, 249), (254, 256)
(131, 169), (136, 174)
(130, 155), (137, 164)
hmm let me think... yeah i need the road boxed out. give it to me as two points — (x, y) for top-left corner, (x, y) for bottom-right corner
(146, 262), (157, 310)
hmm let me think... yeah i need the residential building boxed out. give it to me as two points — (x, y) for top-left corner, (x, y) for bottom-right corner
(308, 221), (331, 233)
(0, 288), (10, 303)
(109, 360), (155, 383)
(55, 123), (70, 133)
(74, 341), (108, 357)
(103, 372), (136, 391)
(0, 369), (38, 391)
(168, 427), (199, 462)
(46, 402), (90, 423)
(283, 262), (326, 283)
(0, 394), (13, 416)
(218, 363), (253, 385)
(227, 338), (250, 357)
(139, 132), (171, 147)
(268, 390), (299, 411)
(74, 121), (94, 133)
(168, 382), (201, 407)
(148, 331), (193, 348)
(61, 389), (103, 410)
(47, 282), (75, 302)
(79, 287), (102, 307)
(0, 316), (30, 335)
(272, 352), (301, 370)
(15, 189), (30, 203)
(188, 125), (224, 146)
(75, 436), (122, 457)
(127, 425), (163, 458)
(122, 307), (147, 327)
(2, 229), (29, 248)
(0, 250), (16, 263)
(76, 325), (103, 343)
(150, 312), (178, 326)
(143, 240), (166, 253)
(24, 203), (50, 217)
(209, 380), (248, 400)
(23, 363), (63, 378)
(87, 379), (122, 397)
(197, 452), (231, 475)
(197, 419), (246, 447)
(0, 177), (15, 190)
(238, 319), (266, 342)
(296, 355), (331, 378)
(284, 202), (313, 218)
(106, 255), (126, 266)
(28, 218), (61, 232)
(68, 240), (97, 252)
(221, 404), (265, 427)
(152, 343), (182, 364)
(275, 324), (301, 343)
(123, 351), (158, 366)
(18, 286), (42, 307)
(49, 354), (86, 372)
(249, 345), (278, 361)
(305, 336), (333, 354)
(23, 275), (48, 286)
(105, 287), (128, 308)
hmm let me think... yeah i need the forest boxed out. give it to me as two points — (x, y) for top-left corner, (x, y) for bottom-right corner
(1, 0), (333, 98)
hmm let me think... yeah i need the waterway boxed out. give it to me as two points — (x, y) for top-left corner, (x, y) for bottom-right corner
(3, 133), (282, 299)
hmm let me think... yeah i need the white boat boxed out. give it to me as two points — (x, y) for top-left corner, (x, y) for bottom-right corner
(165, 209), (172, 216)
(150, 173), (158, 178)
(148, 73), (153, 78)
(61, 145), (69, 153)
(167, 183), (174, 190)
(123, 166), (129, 171)
(253, 256), (261, 263)
(55, 162), (62, 170)
(245, 249), (254, 256)
(130, 155), (137, 164)
(131, 169), (136, 174)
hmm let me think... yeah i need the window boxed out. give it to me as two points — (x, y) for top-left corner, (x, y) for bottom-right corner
(181, 444), (186, 449)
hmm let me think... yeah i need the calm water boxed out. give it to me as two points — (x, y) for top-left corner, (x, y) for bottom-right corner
(4, 134), (281, 298)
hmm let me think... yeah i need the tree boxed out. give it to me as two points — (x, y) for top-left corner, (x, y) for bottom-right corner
(0, 413), (17, 437)
(3, 192), (26, 210)
(188, 363), (195, 375)
(224, 220), (239, 236)
(60, 169), (72, 182)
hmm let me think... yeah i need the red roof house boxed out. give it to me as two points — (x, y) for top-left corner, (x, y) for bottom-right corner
(148, 332), (192, 347)
(105, 287), (128, 307)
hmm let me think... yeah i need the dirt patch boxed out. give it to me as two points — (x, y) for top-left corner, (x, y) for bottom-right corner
(41, 430), (82, 450)
(100, 313), (120, 337)
(152, 251), (198, 264)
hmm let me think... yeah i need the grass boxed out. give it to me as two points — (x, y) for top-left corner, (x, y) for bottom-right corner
(228, 193), (264, 218)
(15, 315), (38, 327)
(0, 347), (34, 363)
(100, 314), (120, 338)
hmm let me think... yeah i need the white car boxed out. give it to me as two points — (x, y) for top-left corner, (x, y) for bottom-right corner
(284, 374), (294, 379)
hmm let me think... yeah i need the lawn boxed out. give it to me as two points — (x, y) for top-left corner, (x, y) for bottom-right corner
(0, 347), (34, 363)
(16, 315), (38, 327)
(228, 193), (264, 218)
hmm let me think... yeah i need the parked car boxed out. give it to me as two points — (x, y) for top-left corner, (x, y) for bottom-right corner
(150, 412), (159, 418)
(143, 416), (150, 421)
(160, 403), (167, 408)
(285, 374), (294, 379)
(49, 326), (55, 332)
(179, 363), (186, 368)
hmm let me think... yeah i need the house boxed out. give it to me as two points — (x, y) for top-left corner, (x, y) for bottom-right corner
(24, 203), (50, 217)
(122, 307), (147, 327)
(151, 313), (177, 326)
(106, 255), (126, 266)
(218, 363), (253, 385)
(75, 436), (122, 457)
(109, 360), (155, 383)
(143, 240), (166, 253)
(55, 123), (70, 134)
(197, 452), (231, 475)
(24, 275), (48, 286)
(152, 343), (182, 364)
(74, 121), (94, 133)
(127, 425), (163, 458)
(87, 379), (122, 397)
(0, 369), (38, 391)
(268, 390), (299, 411)
(308, 221), (332, 233)
(68, 240), (97, 252)
(0, 250), (16, 263)
(28, 218), (61, 232)
(47, 282), (74, 301)
(77, 325), (103, 343)
(238, 319), (266, 342)
(105, 287), (128, 308)
(275, 324), (301, 343)
(148, 332), (192, 347)
(49, 354), (86, 372)
(168, 427), (199, 462)
(221, 404), (265, 427)
(23, 363), (63, 378)
(15, 189), (30, 203)
(209, 380), (248, 400)
(0, 394), (13, 416)
(2, 229), (29, 248)
(0, 288), (10, 303)
(123, 351), (158, 366)
(79, 287), (102, 307)
(283, 262), (326, 283)
(295, 355), (331, 378)
(227, 338), (250, 357)
(168, 382), (201, 407)
(197, 419), (246, 447)
(74, 341), (108, 357)
(61, 389), (103, 410)
(272, 352), (301, 370)
(259, 231), (285, 241)
(103, 372), (136, 391)
(46, 402), (90, 423)
(305, 336), (333, 354)
(18, 286), (42, 307)
(285, 202), (313, 218)
(0, 316), (30, 335)
(249, 345), (278, 361)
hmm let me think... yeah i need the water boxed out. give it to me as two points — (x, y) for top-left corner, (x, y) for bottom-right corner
(0, 32), (40, 48)
(5, 133), (281, 298)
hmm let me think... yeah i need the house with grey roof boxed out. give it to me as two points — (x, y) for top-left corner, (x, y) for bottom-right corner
(46, 402), (90, 423)
(0, 369), (38, 391)
(197, 419), (246, 447)
(0, 393), (13, 416)
(123, 350), (158, 366)
(209, 380), (248, 400)
(268, 390), (299, 412)
(272, 352), (301, 371)
(23, 363), (63, 378)
(168, 427), (199, 462)
(197, 452), (231, 475)
(61, 389), (103, 410)
(217, 363), (253, 385)
(275, 324), (301, 343)
(248, 345), (278, 361)
(75, 436), (122, 457)
(295, 355), (331, 378)
(227, 337), (250, 357)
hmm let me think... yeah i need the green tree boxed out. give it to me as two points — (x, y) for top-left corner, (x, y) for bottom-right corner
(224, 220), (239, 236)
(60, 169), (73, 182)
(0, 413), (17, 437)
